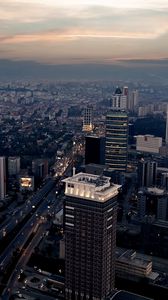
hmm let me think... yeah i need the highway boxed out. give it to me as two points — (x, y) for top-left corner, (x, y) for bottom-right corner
(0, 178), (56, 271)
(0, 179), (54, 240)
(1, 186), (63, 300)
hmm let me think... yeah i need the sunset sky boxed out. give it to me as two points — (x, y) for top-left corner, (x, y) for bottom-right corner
(0, 0), (168, 64)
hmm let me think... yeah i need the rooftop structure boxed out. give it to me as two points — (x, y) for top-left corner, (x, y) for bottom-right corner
(136, 135), (162, 154)
(116, 249), (152, 278)
(63, 172), (121, 202)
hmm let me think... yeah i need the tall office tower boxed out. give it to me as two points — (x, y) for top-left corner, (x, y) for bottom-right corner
(111, 87), (127, 110)
(105, 110), (128, 171)
(63, 172), (121, 300)
(0, 157), (6, 200)
(138, 159), (157, 188)
(128, 90), (138, 112)
(165, 107), (168, 145)
(82, 105), (93, 132)
(8, 156), (20, 176)
(85, 135), (105, 165)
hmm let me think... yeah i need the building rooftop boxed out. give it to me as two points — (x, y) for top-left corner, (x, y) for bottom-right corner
(147, 187), (165, 196)
(116, 249), (152, 268)
(63, 172), (121, 202)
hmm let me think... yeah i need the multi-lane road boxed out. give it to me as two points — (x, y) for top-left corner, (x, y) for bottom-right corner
(0, 178), (63, 300)
(0, 178), (57, 277)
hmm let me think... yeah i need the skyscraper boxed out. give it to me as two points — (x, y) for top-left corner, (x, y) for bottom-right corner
(82, 105), (93, 132)
(63, 172), (120, 300)
(0, 157), (6, 200)
(111, 87), (127, 110)
(128, 90), (138, 112)
(105, 110), (128, 171)
(138, 159), (157, 188)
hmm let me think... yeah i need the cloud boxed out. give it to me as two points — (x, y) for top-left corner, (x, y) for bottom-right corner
(0, 0), (168, 62)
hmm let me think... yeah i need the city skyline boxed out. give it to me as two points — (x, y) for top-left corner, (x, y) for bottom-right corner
(0, 0), (168, 64)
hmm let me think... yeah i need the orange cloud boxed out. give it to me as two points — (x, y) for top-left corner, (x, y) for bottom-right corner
(1, 26), (167, 45)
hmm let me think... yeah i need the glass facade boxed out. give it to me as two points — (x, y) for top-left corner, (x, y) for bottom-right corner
(105, 110), (128, 171)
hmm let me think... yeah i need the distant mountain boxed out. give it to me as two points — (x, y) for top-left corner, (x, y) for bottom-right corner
(0, 59), (168, 82)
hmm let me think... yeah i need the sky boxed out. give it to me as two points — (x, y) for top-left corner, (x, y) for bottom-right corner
(0, 0), (168, 64)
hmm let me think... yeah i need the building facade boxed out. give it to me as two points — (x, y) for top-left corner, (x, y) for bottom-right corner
(8, 156), (20, 176)
(0, 157), (6, 200)
(105, 110), (128, 171)
(83, 106), (93, 132)
(63, 172), (120, 300)
(138, 159), (158, 188)
(111, 87), (127, 110)
(138, 187), (168, 221)
(85, 135), (105, 165)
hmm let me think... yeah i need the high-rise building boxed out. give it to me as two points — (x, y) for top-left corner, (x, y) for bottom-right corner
(138, 187), (168, 221)
(165, 107), (168, 145)
(63, 172), (121, 300)
(105, 110), (128, 171)
(0, 157), (6, 200)
(85, 135), (105, 165)
(138, 159), (157, 188)
(111, 87), (127, 110)
(82, 105), (93, 132)
(8, 156), (20, 176)
(128, 90), (138, 112)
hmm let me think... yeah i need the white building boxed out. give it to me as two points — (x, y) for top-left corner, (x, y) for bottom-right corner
(63, 172), (121, 202)
(111, 87), (127, 110)
(0, 157), (6, 200)
(136, 135), (162, 154)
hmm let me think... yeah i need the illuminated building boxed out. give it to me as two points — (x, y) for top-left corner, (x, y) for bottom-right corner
(19, 176), (34, 191)
(0, 157), (6, 200)
(82, 105), (93, 132)
(63, 172), (121, 300)
(105, 110), (128, 171)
